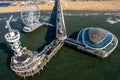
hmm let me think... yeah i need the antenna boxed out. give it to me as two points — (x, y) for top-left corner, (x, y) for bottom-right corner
(5, 15), (13, 32)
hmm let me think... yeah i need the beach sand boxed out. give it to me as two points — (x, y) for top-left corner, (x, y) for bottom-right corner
(0, 1), (120, 13)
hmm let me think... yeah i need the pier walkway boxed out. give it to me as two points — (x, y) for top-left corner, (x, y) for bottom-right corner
(56, 0), (67, 40)
(10, 0), (67, 77)
(19, 0), (67, 77)
(32, 0), (67, 75)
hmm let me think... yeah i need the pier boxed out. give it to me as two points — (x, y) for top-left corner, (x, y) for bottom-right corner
(5, 0), (67, 77)
(65, 31), (118, 58)
(56, 0), (67, 40)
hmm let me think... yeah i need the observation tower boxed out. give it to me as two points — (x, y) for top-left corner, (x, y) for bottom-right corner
(4, 15), (47, 77)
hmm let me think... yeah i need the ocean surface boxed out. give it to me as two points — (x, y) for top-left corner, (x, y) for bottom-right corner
(0, 11), (120, 80)
(0, 2), (12, 7)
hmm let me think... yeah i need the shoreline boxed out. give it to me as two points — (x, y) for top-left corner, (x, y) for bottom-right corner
(0, 1), (120, 14)
(63, 1), (120, 11)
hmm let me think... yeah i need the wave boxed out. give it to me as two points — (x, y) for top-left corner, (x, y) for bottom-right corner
(63, 12), (120, 16)
(11, 17), (19, 22)
(41, 16), (50, 22)
(106, 17), (120, 24)
(0, 16), (20, 22)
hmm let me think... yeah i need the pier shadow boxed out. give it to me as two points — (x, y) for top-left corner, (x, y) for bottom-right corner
(64, 32), (102, 59)
(64, 42), (100, 59)
(37, 1), (57, 52)
(69, 31), (80, 40)
(0, 42), (13, 68)
(44, 1), (57, 42)
(49, 1), (57, 26)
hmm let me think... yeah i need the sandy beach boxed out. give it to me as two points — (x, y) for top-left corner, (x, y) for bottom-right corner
(0, 1), (120, 13)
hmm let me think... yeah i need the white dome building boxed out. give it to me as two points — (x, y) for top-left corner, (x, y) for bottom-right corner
(76, 27), (118, 58)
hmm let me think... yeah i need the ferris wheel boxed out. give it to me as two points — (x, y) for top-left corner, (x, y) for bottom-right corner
(21, 0), (58, 32)
(21, 1), (40, 28)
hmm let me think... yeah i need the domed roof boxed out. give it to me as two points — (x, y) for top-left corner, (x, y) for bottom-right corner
(76, 27), (118, 57)
(77, 27), (113, 50)
(88, 28), (108, 44)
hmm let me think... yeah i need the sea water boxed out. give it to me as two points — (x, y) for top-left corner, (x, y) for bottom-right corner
(0, 11), (120, 80)
(0, 2), (12, 7)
